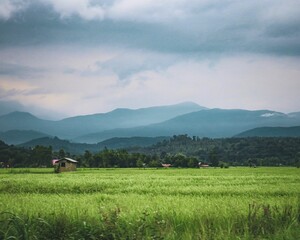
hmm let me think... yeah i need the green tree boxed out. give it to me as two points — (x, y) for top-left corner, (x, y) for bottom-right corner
(30, 145), (52, 167)
(58, 149), (65, 158)
(173, 153), (188, 167)
(295, 152), (300, 168)
(188, 157), (198, 168)
(84, 150), (93, 167)
(209, 149), (219, 167)
(136, 159), (144, 168)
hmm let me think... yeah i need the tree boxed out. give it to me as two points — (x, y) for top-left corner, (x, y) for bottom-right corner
(136, 159), (144, 169)
(58, 149), (65, 158)
(218, 161), (229, 168)
(188, 157), (198, 168)
(173, 153), (188, 167)
(209, 149), (219, 167)
(84, 150), (93, 167)
(149, 159), (160, 167)
(30, 145), (52, 167)
(295, 152), (300, 168)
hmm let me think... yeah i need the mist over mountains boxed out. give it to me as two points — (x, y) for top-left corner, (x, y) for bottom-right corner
(0, 102), (299, 146)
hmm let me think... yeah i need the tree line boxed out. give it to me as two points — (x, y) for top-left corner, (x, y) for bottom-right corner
(0, 135), (300, 168)
(132, 135), (300, 167)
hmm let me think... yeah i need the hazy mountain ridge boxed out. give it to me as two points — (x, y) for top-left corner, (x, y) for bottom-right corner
(235, 126), (300, 137)
(1, 103), (300, 144)
(0, 130), (50, 145)
(18, 136), (170, 154)
(288, 112), (300, 118)
(0, 101), (26, 117)
(75, 108), (300, 143)
(0, 112), (58, 139)
(19, 137), (97, 154)
(0, 102), (205, 140)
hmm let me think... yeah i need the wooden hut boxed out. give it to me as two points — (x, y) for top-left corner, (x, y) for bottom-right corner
(55, 157), (78, 173)
(198, 162), (209, 168)
(161, 163), (172, 168)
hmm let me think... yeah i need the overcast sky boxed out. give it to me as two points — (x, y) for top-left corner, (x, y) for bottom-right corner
(0, 0), (300, 119)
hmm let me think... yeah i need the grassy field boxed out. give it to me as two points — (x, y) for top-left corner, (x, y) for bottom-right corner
(0, 167), (299, 239)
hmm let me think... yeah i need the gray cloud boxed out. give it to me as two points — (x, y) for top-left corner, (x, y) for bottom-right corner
(0, 87), (24, 98)
(0, 0), (299, 56)
(0, 99), (65, 119)
(0, 0), (300, 117)
(0, 0), (27, 20)
(95, 51), (180, 80)
(0, 62), (46, 79)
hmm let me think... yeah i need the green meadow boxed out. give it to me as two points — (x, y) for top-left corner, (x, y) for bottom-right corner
(0, 167), (299, 239)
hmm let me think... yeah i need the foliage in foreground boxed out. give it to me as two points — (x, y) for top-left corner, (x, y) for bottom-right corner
(0, 168), (299, 239)
(0, 202), (299, 240)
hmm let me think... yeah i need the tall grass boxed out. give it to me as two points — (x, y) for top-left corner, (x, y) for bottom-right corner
(0, 167), (299, 239)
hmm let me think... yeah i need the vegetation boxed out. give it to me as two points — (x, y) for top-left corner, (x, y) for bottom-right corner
(132, 135), (300, 167)
(1, 135), (300, 168)
(19, 136), (168, 154)
(235, 126), (300, 137)
(0, 167), (299, 239)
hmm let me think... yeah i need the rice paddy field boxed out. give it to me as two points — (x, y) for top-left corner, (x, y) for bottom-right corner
(0, 167), (299, 239)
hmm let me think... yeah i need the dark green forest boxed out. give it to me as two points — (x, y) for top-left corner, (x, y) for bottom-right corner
(1, 135), (300, 168)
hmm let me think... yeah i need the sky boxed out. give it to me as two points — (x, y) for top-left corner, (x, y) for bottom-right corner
(0, 0), (300, 119)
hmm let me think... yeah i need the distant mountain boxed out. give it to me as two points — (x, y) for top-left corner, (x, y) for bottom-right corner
(19, 136), (171, 154)
(0, 102), (206, 139)
(288, 112), (300, 118)
(0, 130), (50, 145)
(98, 136), (170, 149)
(76, 109), (300, 142)
(0, 101), (26, 116)
(150, 108), (299, 137)
(60, 102), (206, 138)
(0, 111), (55, 132)
(235, 126), (300, 137)
(19, 137), (98, 154)
(1, 105), (300, 143)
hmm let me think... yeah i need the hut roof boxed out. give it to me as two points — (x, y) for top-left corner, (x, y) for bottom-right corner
(162, 163), (172, 167)
(58, 157), (78, 163)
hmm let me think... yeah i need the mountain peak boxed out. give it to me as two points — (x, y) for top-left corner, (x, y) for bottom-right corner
(174, 101), (204, 108)
(1, 111), (38, 119)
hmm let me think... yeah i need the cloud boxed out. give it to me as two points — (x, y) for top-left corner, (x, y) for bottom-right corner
(0, 0), (26, 20)
(0, 1), (300, 118)
(93, 50), (180, 80)
(1, 0), (300, 56)
(0, 62), (46, 79)
(261, 113), (277, 118)
(112, 54), (300, 113)
(42, 0), (105, 20)
(1, 44), (299, 117)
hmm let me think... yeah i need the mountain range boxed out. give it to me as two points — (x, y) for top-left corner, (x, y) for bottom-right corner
(0, 130), (50, 145)
(235, 126), (300, 137)
(0, 102), (204, 140)
(19, 136), (169, 154)
(0, 102), (299, 145)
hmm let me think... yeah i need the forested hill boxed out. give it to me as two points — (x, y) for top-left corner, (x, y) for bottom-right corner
(129, 135), (300, 166)
(1, 136), (300, 168)
(235, 126), (300, 137)
(18, 136), (169, 154)
(19, 137), (99, 155)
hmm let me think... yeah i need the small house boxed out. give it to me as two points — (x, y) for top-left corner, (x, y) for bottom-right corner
(198, 162), (209, 168)
(199, 164), (209, 168)
(54, 157), (78, 173)
(161, 163), (172, 168)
